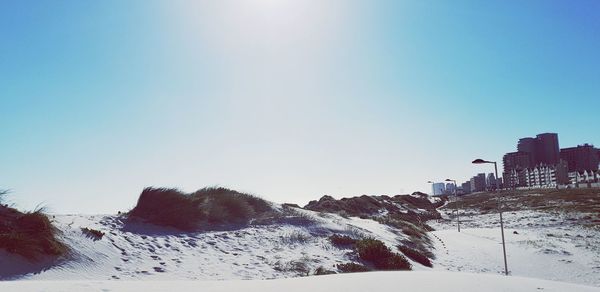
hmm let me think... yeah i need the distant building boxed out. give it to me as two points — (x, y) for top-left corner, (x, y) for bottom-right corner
(445, 182), (456, 195)
(461, 181), (471, 194)
(560, 144), (599, 173)
(504, 169), (527, 188)
(503, 133), (566, 188)
(508, 133), (560, 170)
(432, 183), (446, 196)
(470, 173), (486, 193)
(535, 133), (560, 165)
(486, 173), (498, 190)
(505, 161), (568, 188)
(517, 137), (537, 166)
(503, 151), (532, 174)
(523, 162), (567, 188)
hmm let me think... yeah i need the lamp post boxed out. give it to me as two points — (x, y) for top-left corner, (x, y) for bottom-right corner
(445, 179), (460, 232)
(472, 158), (508, 276)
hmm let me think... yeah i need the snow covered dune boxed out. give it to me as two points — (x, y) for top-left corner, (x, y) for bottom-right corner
(2, 208), (417, 280)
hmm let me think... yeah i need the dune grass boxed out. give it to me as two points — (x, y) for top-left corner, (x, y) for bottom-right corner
(128, 187), (273, 231)
(0, 205), (67, 260)
(337, 262), (371, 273)
(398, 245), (432, 267)
(355, 238), (412, 271)
(445, 188), (600, 218)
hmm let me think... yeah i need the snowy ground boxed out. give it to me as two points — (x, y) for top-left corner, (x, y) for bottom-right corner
(1, 208), (416, 280)
(3, 202), (600, 291)
(429, 208), (600, 287)
(1, 271), (598, 292)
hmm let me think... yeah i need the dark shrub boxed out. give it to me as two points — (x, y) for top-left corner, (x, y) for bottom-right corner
(398, 245), (432, 267)
(380, 253), (411, 270)
(128, 187), (273, 230)
(82, 227), (104, 240)
(355, 238), (391, 262)
(206, 193), (254, 223)
(355, 238), (411, 270)
(129, 188), (203, 231)
(0, 207), (67, 260)
(329, 234), (357, 247)
(194, 187), (272, 212)
(272, 260), (310, 276)
(314, 266), (336, 275)
(337, 262), (371, 273)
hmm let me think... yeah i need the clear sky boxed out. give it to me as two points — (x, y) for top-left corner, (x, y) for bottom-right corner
(1, 0), (599, 214)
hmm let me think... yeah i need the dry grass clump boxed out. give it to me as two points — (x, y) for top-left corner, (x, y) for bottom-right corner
(336, 262), (371, 273)
(314, 266), (337, 275)
(398, 245), (432, 267)
(0, 205), (67, 260)
(81, 227), (105, 240)
(329, 234), (358, 247)
(445, 188), (600, 216)
(128, 187), (273, 231)
(355, 238), (411, 270)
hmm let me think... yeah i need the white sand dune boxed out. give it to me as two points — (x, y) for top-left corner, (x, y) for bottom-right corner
(430, 209), (600, 287)
(1, 208), (416, 281)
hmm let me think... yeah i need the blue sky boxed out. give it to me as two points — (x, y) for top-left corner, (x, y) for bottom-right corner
(1, 0), (599, 213)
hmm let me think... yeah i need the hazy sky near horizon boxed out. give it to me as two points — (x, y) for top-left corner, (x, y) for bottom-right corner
(1, 0), (599, 213)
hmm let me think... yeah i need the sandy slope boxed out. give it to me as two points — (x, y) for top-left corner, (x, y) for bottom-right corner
(430, 209), (600, 287)
(1, 208), (416, 280)
(1, 271), (598, 292)
(3, 201), (599, 291)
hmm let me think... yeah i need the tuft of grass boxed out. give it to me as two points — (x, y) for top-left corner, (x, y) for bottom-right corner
(128, 187), (273, 231)
(355, 238), (411, 270)
(128, 188), (203, 230)
(337, 262), (371, 273)
(0, 189), (8, 203)
(279, 231), (311, 245)
(272, 259), (311, 276)
(329, 234), (357, 247)
(314, 266), (336, 275)
(0, 206), (67, 260)
(398, 245), (432, 267)
(81, 227), (105, 240)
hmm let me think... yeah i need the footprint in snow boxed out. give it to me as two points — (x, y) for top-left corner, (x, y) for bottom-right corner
(153, 267), (166, 273)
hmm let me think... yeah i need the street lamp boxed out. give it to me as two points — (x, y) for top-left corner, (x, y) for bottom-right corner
(472, 158), (509, 276)
(445, 178), (460, 232)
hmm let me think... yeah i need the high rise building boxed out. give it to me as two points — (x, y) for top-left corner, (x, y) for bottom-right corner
(517, 137), (537, 166)
(503, 151), (532, 174)
(535, 133), (560, 165)
(560, 144), (599, 172)
(469, 173), (486, 193)
(431, 183), (445, 196)
(461, 181), (471, 194)
(486, 173), (497, 190)
(445, 182), (457, 194)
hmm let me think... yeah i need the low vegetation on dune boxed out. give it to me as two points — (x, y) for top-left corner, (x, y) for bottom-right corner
(306, 193), (443, 219)
(128, 187), (274, 230)
(0, 198), (67, 260)
(329, 234), (413, 271)
(329, 234), (358, 247)
(336, 262), (371, 273)
(444, 188), (600, 226)
(355, 238), (412, 270)
(398, 245), (432, 267)
(81, 227), (104, 241)
(312, 193), (439, 263)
